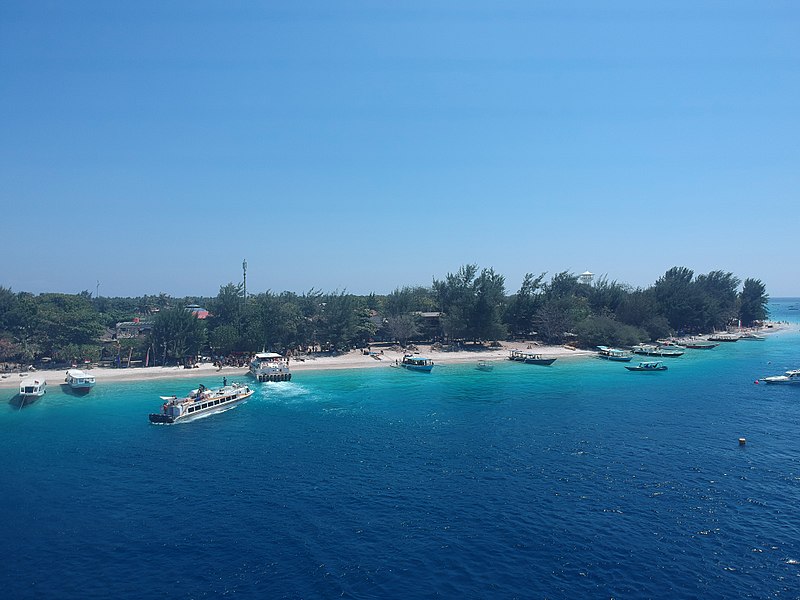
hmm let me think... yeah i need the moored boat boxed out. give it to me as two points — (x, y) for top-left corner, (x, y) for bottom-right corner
(249, 352), (292, 382)
(149, 382), (254, 424)
(683, 341), (718, 349)
(759, 369), (800, 385)
(596, 346), (633, 362)
(509, 350), (556, 365)
(739, 333), (766, 341)
(18, 377), (47, 405)
(65, 369), (95, 394)
(625, 361), (667, 372)
(708, 334), (739, 342)
(631, 344), (684, 357)
(476, 360), (494, 371)
(400, 355), (434, 372)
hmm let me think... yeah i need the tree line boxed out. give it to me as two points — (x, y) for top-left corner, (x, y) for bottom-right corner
(0, 266), (769, 365)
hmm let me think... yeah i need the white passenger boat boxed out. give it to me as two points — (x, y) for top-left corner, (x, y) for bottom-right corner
(19, 377), (46, 405)
(65, 369), (96, 394)
(760, 369), (800, 385)
(249, 352), (292, 382)
(149, 383), (254, 424)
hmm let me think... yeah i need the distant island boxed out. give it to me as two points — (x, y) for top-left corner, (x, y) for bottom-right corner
(0, 265), (769, 371)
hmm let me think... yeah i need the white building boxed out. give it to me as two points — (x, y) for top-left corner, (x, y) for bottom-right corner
(578, 271), (594, 285)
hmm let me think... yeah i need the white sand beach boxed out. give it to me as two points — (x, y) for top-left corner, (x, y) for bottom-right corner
(0, 342), (593, 390)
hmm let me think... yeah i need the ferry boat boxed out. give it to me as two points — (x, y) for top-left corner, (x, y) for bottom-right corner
(625, 361), (668, 372)
(249, 352), (292, 382)
(759, 369), (800, 385)
(149, 383), (254, 424)
(596, 346), (633, 362)
(19, 377), (46, 405)
(400, 355), (434, 372)
(65, 369), (95, 394)
(509, 350), (557, 365)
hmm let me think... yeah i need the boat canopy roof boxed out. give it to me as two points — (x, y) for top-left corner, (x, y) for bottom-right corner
(67, 369), (90, 378)
(20, 378), (43, 386)
(254, 352), (282, 359)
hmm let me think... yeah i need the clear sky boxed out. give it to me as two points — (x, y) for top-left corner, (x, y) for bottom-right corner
(2, 2), (798, 298)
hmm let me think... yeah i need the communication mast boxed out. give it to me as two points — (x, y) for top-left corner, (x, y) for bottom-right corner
(242, 259), (248, 303)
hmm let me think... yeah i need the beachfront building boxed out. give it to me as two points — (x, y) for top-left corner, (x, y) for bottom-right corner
(115, 318), (153, 339)
(185, 305), (210, 319)
(578, 271), (594, 285)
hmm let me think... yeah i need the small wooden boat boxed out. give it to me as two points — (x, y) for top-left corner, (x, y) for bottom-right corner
(596, 346), (633, 362)
(683, 341), (718, 349)
(625, 361), (667, 372)
(509, 350), (556, 365)
(708, 335), (739, 342)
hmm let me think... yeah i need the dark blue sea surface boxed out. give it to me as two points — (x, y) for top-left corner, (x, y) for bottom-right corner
(2, 301), (800, 598)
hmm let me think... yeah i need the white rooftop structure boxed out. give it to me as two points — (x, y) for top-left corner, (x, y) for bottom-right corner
(578, 270), (594, 285)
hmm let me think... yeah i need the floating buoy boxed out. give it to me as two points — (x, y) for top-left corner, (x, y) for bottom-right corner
(754, 380), (760, 384)
(739, 438), (746, 445)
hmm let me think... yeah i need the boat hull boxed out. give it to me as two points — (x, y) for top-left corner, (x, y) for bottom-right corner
(400, 364), (433, 372)
(524, 358), (556, 366)
(149, 388), (254, 424)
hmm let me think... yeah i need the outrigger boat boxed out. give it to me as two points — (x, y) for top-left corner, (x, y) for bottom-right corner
(596, 346), (633, 362)
(631, 344), (684, 357)
(509, 350), (556, 365)
(625, 361), (668, 372)
(682, 341), (718, 349)
(149, 382), (254, 424)
(400, 355), (434, 372)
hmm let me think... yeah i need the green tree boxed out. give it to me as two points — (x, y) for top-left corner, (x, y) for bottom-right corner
(150, 307), (207, 364)
(739, 278), (769, 326)
(505, 272), (545, 338)
(694, 270), (740, 331)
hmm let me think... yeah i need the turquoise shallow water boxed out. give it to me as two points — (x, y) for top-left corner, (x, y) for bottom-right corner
(2, 300), (800, 598)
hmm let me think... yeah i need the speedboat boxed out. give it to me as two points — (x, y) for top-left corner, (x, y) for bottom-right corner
(625, 361), (667, 372)
(476, 360), (494, 371)
(760, 369), (800, 385)
(400, 355), (434, 372)
(18, 377), (47, 405)
(65, 369), (96, 394)
(596, 346), (633, 362)
(149, 382), (254, 424)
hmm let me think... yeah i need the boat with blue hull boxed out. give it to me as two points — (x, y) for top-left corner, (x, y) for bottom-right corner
(625, 361), (668, 372)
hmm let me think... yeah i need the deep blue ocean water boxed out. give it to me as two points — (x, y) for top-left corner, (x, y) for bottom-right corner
(2, 300), (800, 599)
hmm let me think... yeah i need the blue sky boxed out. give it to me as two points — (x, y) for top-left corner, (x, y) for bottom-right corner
(2, 1), (798, 297)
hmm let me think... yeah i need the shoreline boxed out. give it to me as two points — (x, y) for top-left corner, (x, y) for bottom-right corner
(1, 323), (794, 391)
(0, 342), (593, 390)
